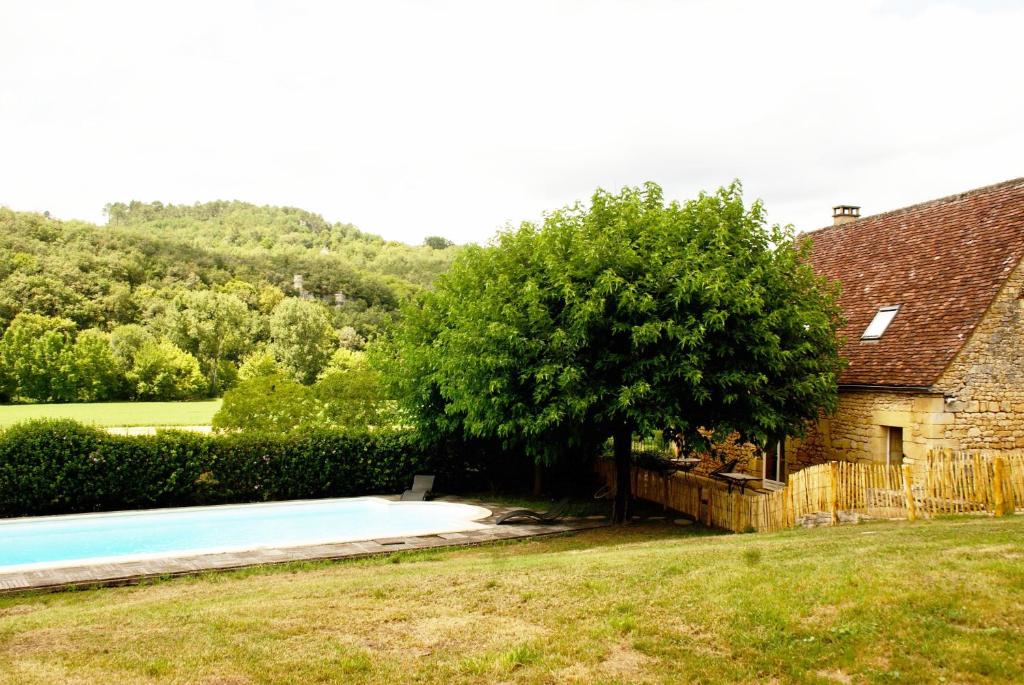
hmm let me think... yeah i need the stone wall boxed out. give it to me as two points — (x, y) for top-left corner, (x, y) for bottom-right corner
(934, 255), (1024, 450)
(687, 430), (759, 477)
(788, 391), (950, 471)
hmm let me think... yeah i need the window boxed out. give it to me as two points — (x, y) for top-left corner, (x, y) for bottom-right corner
(763, 438), (786, 485)
(885, 426), (904, 466)
(862, 305), (900, 340)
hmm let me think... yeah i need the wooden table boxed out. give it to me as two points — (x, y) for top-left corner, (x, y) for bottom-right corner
(666, 457), (701, 472)
(715, 472), (761, 493)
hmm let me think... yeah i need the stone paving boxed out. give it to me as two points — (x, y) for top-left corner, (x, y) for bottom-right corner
(0, 499), (608, 595)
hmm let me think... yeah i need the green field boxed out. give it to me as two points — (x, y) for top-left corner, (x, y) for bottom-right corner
(0, 400), (222, 429)
(2, 515), (1022, 683)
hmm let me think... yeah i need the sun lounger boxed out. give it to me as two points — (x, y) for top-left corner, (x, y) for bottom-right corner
(708, 459), (739, 480)
(400, 475), (435, 501)
(495, 498), (570, 524)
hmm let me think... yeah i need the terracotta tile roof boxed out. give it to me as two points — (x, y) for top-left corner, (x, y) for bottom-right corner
(802, 177), (1024, 388)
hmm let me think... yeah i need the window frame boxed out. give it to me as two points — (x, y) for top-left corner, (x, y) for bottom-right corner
(884, 426), (904, 467)
(861, 305), (901, 340)
(762, 438), (786, 487)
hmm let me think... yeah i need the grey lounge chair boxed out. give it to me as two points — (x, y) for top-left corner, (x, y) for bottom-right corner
(400, 475), (435, 501)
(708, 459), (739, 481)
(495, 498), (570, 524)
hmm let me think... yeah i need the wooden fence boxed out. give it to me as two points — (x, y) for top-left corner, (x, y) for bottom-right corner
(596, 460), (764, 532)
(597, 450), (1023, 533)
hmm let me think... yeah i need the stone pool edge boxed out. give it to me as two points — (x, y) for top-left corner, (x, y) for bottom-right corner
(0, 498), (608, 595)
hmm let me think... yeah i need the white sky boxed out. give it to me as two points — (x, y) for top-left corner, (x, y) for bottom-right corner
(1, 0), (1022, 244)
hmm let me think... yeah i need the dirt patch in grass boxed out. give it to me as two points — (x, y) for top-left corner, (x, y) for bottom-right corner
(816, 668), (853, 683)
(669, 621), (729, 657)
(374, 611), (546, 654)
(0, 603), (39, 618)
(600, 643), (654, 677)
(554, 642), (655, 683)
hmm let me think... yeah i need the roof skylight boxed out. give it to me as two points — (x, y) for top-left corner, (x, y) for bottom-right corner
(861, 305), (900, 340)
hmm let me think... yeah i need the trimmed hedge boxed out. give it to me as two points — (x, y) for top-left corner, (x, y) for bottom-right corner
(0, 420), (456, 517)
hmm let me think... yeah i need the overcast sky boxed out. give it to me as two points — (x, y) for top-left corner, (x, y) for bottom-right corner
(1, 1), (1022, 244)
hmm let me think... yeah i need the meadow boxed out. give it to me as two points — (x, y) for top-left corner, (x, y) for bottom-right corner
(0, 400), (222, 429)
(1, 515), (1022, 684)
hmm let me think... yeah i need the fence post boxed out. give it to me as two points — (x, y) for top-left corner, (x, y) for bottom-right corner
(993, 457), (1007, 517)
(737, 489), (745, 532)
(829, 462), (839, 526)
(697, 485), (704, 525)
(902, 463), (917, 522)
(786, 485), (795, 528)
(972, 453), (985, 508)
(703, 487), (711, 527)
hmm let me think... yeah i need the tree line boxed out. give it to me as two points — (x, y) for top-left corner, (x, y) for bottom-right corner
(0, 295), (361, 402)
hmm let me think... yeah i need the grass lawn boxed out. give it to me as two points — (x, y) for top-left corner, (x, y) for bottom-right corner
(0, 400), (222, 429)
(2, 516), (1023, 683)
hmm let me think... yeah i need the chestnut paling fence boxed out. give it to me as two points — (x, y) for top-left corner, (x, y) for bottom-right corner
(596, 450), (1024, 533)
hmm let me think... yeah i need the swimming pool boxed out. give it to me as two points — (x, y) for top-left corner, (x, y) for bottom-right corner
(0, 498), (492, 572)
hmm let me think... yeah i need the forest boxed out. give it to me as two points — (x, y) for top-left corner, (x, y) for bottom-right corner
(0, 201), (458, 403)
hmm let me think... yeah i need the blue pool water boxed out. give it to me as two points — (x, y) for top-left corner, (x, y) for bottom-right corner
(0, 498), (491, 571)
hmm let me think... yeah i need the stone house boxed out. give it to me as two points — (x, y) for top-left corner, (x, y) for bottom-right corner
(765, 178), (1024, 484)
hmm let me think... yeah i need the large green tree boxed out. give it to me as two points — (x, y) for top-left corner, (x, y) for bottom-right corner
(269, 298), (337, 384)
(127, 339), (205, 400)
(386, 182), (844, 521)
(0, 313), (77, 402)
(164, 290), (255, 393)
(67, 329), (123, 401)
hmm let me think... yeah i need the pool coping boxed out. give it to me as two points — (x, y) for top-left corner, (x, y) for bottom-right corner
(0, 497), (608, 595)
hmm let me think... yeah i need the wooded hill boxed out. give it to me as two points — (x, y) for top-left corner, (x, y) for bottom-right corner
(0, 201), (457, 403)
(0, 201), (456, 338)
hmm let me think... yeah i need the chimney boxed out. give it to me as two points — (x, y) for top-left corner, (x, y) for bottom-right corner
(832, 205), (860, 226)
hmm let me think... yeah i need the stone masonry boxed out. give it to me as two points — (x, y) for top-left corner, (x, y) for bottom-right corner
(934, 252), (1024, 451)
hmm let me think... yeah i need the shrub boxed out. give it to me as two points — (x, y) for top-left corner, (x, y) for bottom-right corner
(215, 354), (397, 433)
(313, 352), (396, 430)
(0, 419), (451, 517)
(128, 339), (205, 400)
(213, 374), (313, 433)
(68, 329), (124, 401)
(237, 348), (280, 380)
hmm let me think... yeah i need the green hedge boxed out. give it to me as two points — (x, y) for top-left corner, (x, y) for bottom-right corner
(0, 420), (456, 517)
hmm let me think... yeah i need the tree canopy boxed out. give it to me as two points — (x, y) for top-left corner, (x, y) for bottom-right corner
(385, 182), (844, 521)
(269, 298), (338, 385)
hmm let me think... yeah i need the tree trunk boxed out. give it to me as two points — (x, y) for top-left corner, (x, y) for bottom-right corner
(210, 354), (220, 394)
(612, 426), (632, 523)
(210, 339), (223, 394)
(533, 461), (544, 496)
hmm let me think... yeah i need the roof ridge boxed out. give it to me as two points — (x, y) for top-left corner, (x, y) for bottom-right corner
(801, 176), (1024, 237)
